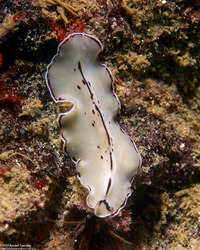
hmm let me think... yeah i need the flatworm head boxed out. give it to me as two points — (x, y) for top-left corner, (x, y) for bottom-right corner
(46, 32), (141, 218)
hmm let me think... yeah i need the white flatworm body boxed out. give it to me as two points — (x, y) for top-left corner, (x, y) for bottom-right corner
(45, 32), (141, 218)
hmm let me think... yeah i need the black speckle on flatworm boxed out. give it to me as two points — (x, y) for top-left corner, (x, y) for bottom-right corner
(74, 68), (76, 71)
(77, 85), (81, 89)
(110, 152), (113, 170)
(101, 155), (103, 159)
(92, 109), (95, 114)
(97, 199), (113, 212)
(97, 146), (100, 149)
(106, 178), (111, 195)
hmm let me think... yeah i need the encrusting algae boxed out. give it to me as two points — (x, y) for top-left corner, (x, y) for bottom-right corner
(33, 0), (83, 24)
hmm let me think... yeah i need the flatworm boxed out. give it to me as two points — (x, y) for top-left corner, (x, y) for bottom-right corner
(45, 32), (141, 218)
